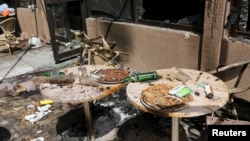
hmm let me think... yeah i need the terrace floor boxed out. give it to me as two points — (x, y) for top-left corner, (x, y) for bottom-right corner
(0, 44), (249, 141)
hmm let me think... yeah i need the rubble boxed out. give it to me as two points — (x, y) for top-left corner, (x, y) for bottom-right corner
(2, 70), (250, 140)
(1, 47), (249, 140)
(2, 70), (250, 141)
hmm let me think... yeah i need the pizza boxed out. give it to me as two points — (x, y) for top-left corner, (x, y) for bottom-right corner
(96, 69), (130, 83)
(141, 84), (194, 110)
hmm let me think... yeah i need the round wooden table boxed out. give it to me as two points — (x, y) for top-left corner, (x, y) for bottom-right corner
(40, 65), (124, 141)
(126, 68), (229, 141)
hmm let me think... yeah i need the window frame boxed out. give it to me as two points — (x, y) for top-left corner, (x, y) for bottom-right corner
(85, 0), (204, 33)
(229, 0), (250, 38)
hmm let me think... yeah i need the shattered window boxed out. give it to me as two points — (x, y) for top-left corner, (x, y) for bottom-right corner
(90, 0), (133, 20)
(142, 0), (204, 24)
(228, 0), (250, 38)
(89, 0), (205, 33)
(139, 0), (205, 33)
(238, 0), (249, 31)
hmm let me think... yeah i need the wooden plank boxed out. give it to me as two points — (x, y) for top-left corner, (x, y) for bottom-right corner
(200, 0), (228, 71)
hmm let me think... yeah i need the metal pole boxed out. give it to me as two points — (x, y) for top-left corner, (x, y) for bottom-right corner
(172, 117), (179, 141)
(83, 102), (95, 141)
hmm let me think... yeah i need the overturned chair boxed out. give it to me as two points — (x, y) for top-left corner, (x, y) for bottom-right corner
(75, 31), (129, 68)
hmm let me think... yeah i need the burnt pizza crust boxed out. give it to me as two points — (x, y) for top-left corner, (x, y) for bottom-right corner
(97, 69), (130, 83)
(141, 84), (194, 110)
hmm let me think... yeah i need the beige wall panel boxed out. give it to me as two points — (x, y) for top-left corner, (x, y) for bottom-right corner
(35, 0), (51, 43)
(16, 0), (50, 43)
(86, 18), (200, 72)
(16, 8), (37, 37)
(221, 39), (250, 101)
(221, 39), (250, 63)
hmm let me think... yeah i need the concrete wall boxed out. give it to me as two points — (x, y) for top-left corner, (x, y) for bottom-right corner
(200, 0), (227, 71)
(220, 39), (250, 100)
(16, 0), (50, 42)
(86, 18), (201, 72)
(86, 17), (250, 102)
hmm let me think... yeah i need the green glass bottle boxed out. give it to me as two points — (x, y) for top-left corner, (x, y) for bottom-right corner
(123, 71), (158, 82)
(41, 71), (65, 77)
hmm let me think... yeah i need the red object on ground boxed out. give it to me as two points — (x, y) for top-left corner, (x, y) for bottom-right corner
(1, 9), (10, 17)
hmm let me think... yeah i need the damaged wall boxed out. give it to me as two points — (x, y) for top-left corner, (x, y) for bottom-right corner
(220, 39), (250, 101)
(16, 0), (50, 42)
(85, 0), (250, 102)
(14, 0), (250, 101)
(200, 0), (228, 71)
(86, 18), (200, 71)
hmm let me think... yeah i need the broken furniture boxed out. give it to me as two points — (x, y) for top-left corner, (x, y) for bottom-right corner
(39, 65), (124, 141)
(126, 68), (229, 141)
(207, 60), (250, 120)
(44, 0), (128, 67)
(75, 32), (129, 68)
(0, 17), (18, 55)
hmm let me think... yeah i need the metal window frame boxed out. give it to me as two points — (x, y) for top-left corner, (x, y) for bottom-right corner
(45, 0), (88, 63)
(87, 0), (197, 32)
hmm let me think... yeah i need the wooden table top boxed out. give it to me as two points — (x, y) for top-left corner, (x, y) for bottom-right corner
(40, 65), (124, 103)
(126, 68), (229, 118)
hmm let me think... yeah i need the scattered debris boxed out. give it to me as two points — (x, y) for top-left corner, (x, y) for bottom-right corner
(28, 37), (42, 48)
(40, 99), (54, 105)
(24, 104), (52, 124)
(75, 32), (129, 68)
(30, 137), (44, 141)
(0, 100), (6, 105)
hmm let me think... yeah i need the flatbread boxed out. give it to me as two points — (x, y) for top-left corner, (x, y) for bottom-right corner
(141, 84), (194, 110)
(97, 69), (130, 83)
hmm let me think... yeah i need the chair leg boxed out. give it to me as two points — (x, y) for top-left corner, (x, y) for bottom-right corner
(7, 43), (12, 55)
(229, 95), (239, 120)
(232, 105), (238, 120)
(211, 112), (215, 117)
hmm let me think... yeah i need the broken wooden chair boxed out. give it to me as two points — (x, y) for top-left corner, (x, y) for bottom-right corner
(0, 17), (18, 55)
(75, 31), (129, 68)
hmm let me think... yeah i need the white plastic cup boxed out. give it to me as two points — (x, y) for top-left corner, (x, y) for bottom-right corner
(28, 37), (41, 46)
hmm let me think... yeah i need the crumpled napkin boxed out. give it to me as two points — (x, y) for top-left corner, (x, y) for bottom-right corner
(24, 104), (52, 124)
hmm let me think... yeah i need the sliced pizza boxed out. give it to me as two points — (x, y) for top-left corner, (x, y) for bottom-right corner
(141, 84), (194, 111)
